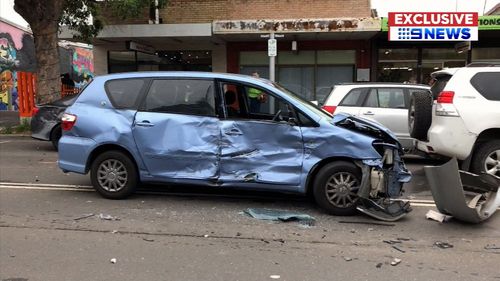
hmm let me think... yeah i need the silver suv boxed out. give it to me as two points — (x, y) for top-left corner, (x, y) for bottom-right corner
(321, 83), (431, 151)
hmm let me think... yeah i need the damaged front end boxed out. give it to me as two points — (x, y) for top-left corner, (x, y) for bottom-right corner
(334, 113), (412, 221)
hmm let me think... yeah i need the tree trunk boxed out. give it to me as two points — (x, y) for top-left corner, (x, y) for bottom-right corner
(14, 0), (64, 104)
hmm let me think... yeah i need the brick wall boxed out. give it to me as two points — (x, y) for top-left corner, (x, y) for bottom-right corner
(161, 0), (371, 24)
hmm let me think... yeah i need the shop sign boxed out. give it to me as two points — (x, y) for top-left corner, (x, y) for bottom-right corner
(388, 12), (478, 41)
(126, 41), (155, 54)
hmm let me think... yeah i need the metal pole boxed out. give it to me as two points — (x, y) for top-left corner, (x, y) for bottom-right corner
(269, 32), (275, 82)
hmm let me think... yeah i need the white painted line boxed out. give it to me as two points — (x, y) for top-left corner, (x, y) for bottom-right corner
(0, 182), (92, 188)
(39, 161), (58, 164)
(0, 185), (93, 192)
(0, 141), (11, 144)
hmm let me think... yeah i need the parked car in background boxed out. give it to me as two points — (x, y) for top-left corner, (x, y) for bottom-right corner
(320, 83), (431, 151)
(58, 72), (412, 220)
(31, 95), (78, 150)
(410, 65), (500, 177)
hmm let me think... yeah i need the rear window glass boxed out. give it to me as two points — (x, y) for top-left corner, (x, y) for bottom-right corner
(105, 79), (146, 109)
(470, 72), (500, 101)
(430, 75), (451, 100)
(339, 88), (364, 106)
(144, 79), (215, 116)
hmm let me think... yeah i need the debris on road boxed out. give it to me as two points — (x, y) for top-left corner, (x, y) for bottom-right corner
(391, 258), (402, 266)
(142, 238), (155, 242)
(343, 257), (353, 262)
(392, 245), (406, 253)
(203, 234), (209, 238)
(270, 275), (280, 279)
(110, 258), (117, 264)
(484, 244), (500, 250)
(73, 213), (95, 221)
(426, 210), (452, 223)
(99, 213), (120, 221)
(376, 262), (383, 268)
(243, 208), (315, 226)
(383, 240), (402, 245)
(434, 241), (454, 249)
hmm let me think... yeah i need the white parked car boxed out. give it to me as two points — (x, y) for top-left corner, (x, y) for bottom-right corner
(410, 66), (500, 177)
(321, 83), (431, 151)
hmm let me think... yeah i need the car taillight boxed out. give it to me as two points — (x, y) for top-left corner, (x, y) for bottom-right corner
(32, 106), (39, 116)
(61, 113), (77, 131)
(435, 91), (459, 117)
(437, 91), (454, 103)
(322, 105), (337, 114)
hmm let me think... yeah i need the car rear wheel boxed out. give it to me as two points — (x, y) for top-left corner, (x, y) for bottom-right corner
(313, 161), (361, 216)
(471, 140), (500, 178)
(50, 124), (62, 151)
(408, 91), (433, 141)
(90, 151), (137, 199)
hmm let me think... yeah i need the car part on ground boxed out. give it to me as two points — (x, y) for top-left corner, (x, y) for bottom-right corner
(58, 72), (412, 221)
(414, 66), (500, 177)
(425, 158), (500, 223)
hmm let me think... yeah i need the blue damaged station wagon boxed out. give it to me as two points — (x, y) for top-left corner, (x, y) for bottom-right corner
(59, 72), (412, 221)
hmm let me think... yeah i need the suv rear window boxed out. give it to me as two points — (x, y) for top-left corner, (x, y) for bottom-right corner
(430, 75), (451, 100)
(105, 79), (146, 109)
(470, 72), (500, 101)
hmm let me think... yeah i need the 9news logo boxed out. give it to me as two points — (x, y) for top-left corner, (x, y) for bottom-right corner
(388, 12), (478, 41)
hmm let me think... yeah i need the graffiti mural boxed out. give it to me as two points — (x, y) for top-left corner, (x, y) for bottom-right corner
(0, 20), (36, 110)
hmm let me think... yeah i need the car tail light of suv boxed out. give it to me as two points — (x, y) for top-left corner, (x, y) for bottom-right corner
(435, 91), (459, 117)
(322, 105), (337, 114)
(61, 113), (77, 131)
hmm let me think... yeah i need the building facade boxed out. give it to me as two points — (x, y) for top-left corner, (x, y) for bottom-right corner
(68, 0), (376, 102)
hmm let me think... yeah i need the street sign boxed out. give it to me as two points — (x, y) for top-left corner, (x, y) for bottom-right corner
(268, 39), (277, 57)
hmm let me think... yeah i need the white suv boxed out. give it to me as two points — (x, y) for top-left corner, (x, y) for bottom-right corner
(410, 66), (500, 177)
(321, 83), (430, 151)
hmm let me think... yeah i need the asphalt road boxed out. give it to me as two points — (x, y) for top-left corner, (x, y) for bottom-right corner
(1, 136), (499, 281)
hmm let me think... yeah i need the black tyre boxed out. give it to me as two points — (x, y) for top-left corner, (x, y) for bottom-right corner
(471, 140), (500, 178)
(90, 150), (138, 199)
(50, 124), (62, 151)
(313, 161), (362, 216)
(408, 91), (433, 141)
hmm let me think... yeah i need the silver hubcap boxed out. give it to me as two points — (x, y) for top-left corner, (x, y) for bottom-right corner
(97, 159), (128, 192)
(325, 172), (359, 208)
(484, 149), (500, 177)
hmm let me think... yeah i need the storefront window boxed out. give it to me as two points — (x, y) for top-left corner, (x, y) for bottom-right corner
(377, 49), (418, 83)
(472, 48), (500, 63)
(108, 51), (137, 73)
(108, 50), (212, 73)
(421, 49), (466, 83)
(239, 50), (355, 101)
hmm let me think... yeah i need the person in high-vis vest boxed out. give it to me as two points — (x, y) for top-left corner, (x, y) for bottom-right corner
(248, 72), (266, 113)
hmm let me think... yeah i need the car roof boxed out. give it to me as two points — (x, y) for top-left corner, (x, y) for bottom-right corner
(93, 71), (266, 84)
(335, 82), (430, 88)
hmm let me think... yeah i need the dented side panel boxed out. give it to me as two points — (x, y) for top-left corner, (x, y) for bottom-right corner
(132, 112), (220, 180)
(219, 120), (303, 186)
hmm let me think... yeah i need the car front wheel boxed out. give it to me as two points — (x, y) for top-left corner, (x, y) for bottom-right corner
(471, 140), (500, 178)
(313, 161), (361, 216)
(90, 151), (138, 199)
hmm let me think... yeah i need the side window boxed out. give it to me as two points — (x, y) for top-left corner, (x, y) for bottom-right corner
(244, 85), (292, 119)
(144, 79), (215, 116)
(470, 72), (500, 101)
(365, 88), (406, 108)
(339, 88), (365, 106)
(105, 79), (145, 109)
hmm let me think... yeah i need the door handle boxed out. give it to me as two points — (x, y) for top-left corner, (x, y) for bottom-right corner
(362, 111), (375, 116)
(136, 120), (155, 127)
(225, 128), (242, 135)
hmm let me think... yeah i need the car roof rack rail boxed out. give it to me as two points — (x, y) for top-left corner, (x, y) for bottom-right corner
(465, 62), (500, 67)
